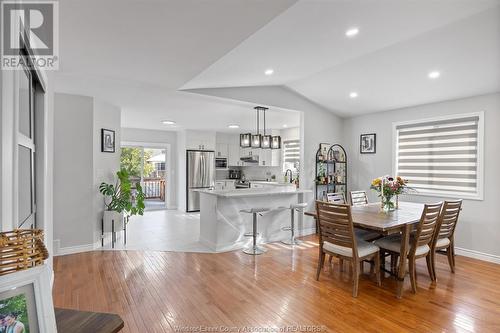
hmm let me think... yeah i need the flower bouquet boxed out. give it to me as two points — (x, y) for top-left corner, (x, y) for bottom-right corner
(371, 176), (410, 212)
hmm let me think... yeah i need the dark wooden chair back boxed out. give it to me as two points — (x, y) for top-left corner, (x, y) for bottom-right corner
(350, 191), (369, 206)
(316, 201), (356, 256)
(435, 200), (462, 241)
(326, 192), (346, 204)
(412, 202), (443, 254)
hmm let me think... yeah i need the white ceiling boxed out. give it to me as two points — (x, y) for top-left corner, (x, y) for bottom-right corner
(184, 0), (500, 116)
(55, 0), (500, 127)
(55, 0), (299, 131)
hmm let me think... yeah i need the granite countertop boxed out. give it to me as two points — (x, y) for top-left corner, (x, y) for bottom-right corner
(196, 187), (312, 198)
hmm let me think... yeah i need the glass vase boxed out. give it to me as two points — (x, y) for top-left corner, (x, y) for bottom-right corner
(381, 195), (395, 212)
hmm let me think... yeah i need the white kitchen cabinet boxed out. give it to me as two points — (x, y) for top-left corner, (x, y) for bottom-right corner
(216, 143), (228, 157)
(186, 130), (216, 150)
(228, 144), (240, 166)
(259, 149), (272, 166)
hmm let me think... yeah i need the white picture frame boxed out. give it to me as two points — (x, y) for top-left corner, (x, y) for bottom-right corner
(0, 265), (57, 333)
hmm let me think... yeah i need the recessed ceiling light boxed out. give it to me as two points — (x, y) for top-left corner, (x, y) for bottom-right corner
(228, 124), (240, 129)
(345, 27), (359, 37)
(283, 124), (288, 128)
(264, 68), (274, 75)
(428, 71), (441, 79)
(349, 92), (358, 98)
(162, 120), (176, 125)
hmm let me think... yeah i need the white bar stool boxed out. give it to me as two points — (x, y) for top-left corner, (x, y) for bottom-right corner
(281, 202), (308, 245)
(240, 207), (271, 255)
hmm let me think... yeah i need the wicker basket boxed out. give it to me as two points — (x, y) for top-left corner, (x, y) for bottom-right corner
(0, 229), (49, 276)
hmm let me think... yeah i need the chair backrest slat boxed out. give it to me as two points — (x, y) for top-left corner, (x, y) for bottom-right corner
(316, 201), (357, 256)
(436, 200), (462, 240)
(413, 202), (443, 251)
(326, 192), (346, 204)
(350, 190), (369, 206)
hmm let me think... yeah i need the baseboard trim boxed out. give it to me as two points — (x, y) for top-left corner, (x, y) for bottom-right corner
(53, 239), (95, 256)
(455, 247), (500, 265)
(297, 227), (316, 237)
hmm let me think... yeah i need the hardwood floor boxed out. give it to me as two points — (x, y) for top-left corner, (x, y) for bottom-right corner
(53, 236), (500, 332)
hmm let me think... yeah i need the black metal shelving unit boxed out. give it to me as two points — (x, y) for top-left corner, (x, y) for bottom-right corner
(314, 143), (348, 201)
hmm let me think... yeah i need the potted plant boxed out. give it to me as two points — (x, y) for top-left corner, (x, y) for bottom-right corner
(99, 169), (145, 232)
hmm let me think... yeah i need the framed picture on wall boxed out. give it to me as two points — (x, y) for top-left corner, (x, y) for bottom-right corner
(360, 133), (376, 154)
(0, 265), (57, 333)
(101, 129), (115, 153)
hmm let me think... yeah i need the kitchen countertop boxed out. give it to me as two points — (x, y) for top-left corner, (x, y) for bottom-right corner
(196, 187), (312, 198)
(249, 181), (295, 186)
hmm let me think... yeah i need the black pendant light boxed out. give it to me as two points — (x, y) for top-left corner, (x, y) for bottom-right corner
(271, 135), (281, 149)
(240, 133), (251, 148)
(251, 107), (262, 148)
(240, 106), (281, 149)
(261, 107), (272, 149)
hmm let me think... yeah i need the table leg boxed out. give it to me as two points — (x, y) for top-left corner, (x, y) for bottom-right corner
(396, 224), (411, 298)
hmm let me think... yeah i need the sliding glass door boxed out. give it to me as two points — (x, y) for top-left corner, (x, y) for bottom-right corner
(120, 146), (167, 210)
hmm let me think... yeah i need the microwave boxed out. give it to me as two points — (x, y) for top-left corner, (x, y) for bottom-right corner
(215, 157), (228, 169)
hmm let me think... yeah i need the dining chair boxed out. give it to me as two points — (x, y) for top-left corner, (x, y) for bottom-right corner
(430, 200), (462, 280)
(326, 192), (346, 204)
(350, 190), (369, 206)
(347, 190), (380, 244)
(315, 201), (381, 297)
(374, 202), (442, 293)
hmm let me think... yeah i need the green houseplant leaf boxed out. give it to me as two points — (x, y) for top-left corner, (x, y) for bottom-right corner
(99, 169), (146, 216)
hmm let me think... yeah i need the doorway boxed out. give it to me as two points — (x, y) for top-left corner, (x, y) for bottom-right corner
(120, 145), (168, 210)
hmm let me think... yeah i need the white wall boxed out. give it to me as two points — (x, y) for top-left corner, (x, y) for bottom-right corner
(344, 93), (500, 259)
(93, 100), (121, 243)
(177, 131), (187, 211)
(53, 93), (94, 249)
(121, 128), (178, 209)
(301, 106), (344, 214)
(53, 93), (121, 253)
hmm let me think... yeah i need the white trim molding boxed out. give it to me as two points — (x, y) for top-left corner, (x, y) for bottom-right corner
(455, 247), (500, 265)
(53, 239), (95, 256)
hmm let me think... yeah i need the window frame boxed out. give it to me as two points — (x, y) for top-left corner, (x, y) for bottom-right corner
(392, 112), (484, 201)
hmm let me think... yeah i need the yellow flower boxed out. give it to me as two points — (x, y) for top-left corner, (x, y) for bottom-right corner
(372, 178), (381, 186)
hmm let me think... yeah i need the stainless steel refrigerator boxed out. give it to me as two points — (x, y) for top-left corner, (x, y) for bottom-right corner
(186, 150), (215, 212)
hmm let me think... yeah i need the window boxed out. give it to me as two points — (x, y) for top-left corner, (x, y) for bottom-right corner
(17, 56), (37, 228)
(282, 139), (300, 174)
(394, 113), (483, 200)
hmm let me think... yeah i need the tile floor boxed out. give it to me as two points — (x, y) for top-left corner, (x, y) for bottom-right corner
(102, 210), (214, 252)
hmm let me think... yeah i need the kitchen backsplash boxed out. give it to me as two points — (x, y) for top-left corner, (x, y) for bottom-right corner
(216, 166), (282, 181)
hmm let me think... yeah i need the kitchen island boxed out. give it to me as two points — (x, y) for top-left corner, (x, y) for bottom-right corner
(197, 187), (312, 252)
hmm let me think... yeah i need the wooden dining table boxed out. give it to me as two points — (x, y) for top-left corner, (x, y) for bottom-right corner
(305, 201), (425, 298)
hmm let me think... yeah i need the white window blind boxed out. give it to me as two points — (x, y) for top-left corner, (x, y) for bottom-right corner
(395, 114), (482, 199)
(283, 140), (300, 163)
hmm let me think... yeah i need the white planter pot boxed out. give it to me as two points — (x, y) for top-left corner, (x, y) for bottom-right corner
(103, 211), (124, 233)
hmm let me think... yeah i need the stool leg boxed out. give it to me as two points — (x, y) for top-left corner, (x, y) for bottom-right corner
(282, 208), (303, 246)
(243, 212), (267, 255)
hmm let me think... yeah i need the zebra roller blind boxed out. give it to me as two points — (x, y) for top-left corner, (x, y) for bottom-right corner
(395, 114), (481, 198)
(283, 140), (300, 163)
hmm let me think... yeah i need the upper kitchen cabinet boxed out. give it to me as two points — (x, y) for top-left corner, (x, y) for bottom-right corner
(228, 143), (241, 166)
(216, 143), (229, 157)
(186, 130), (216, 151)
